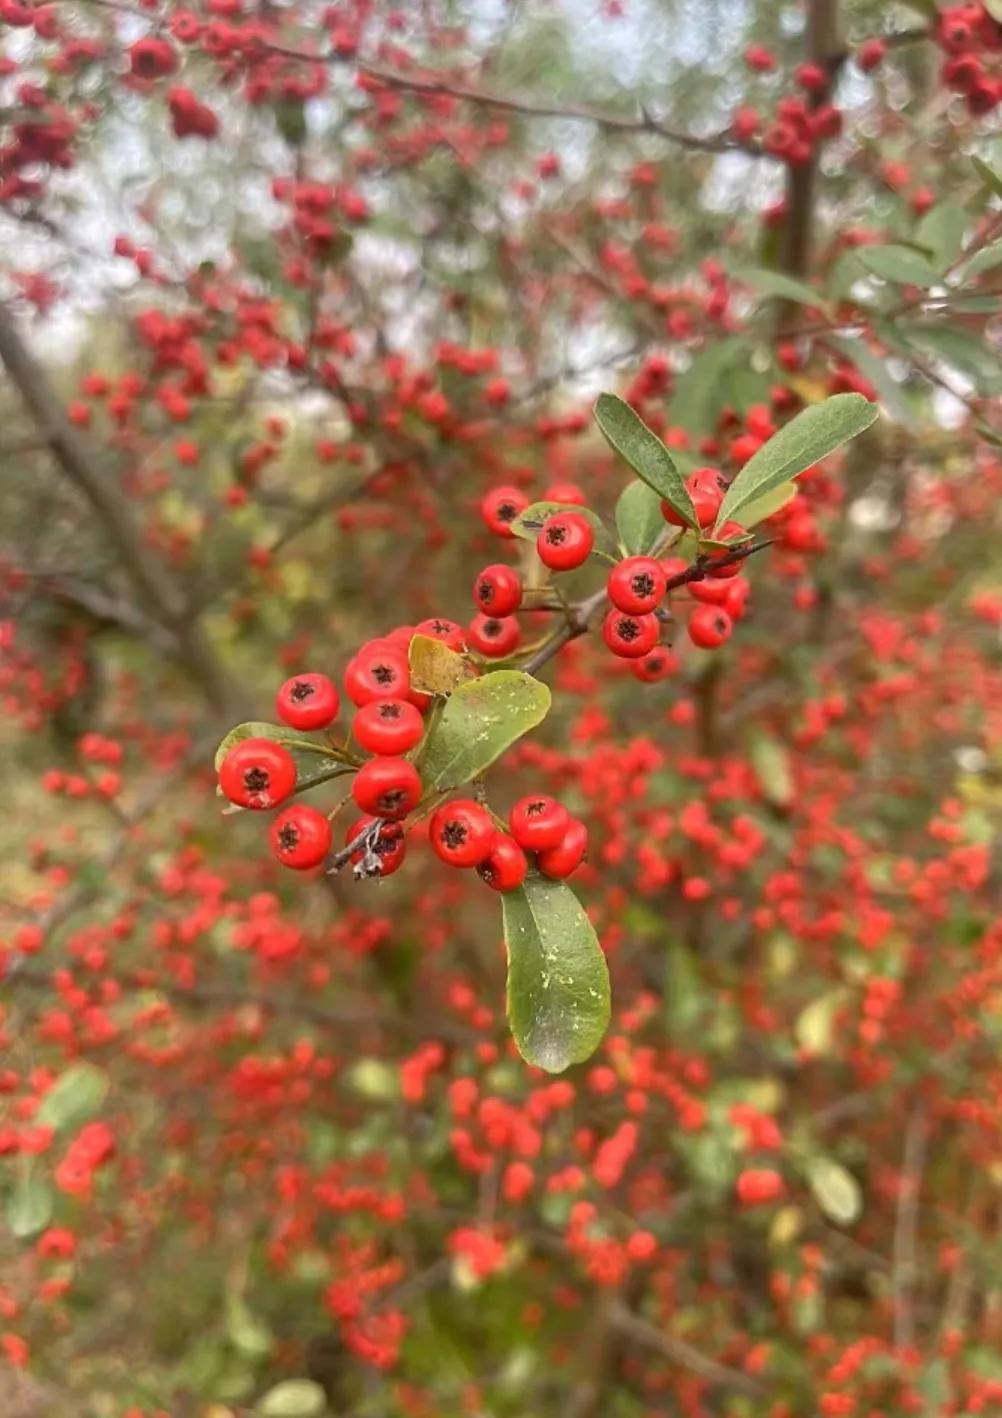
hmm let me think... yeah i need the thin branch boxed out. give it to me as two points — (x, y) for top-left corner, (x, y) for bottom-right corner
(609, 1301), (767, 1398)
(892, 1104), (928, 1351)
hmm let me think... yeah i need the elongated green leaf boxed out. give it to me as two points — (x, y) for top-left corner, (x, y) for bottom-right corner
(419, 671), (550, 793)
(615, 479), (665, 555)
(828, 335), (916, 428)
(594, 394), (697, 529)
(736, 266), (827, 309)
(858, 245), (941, 288)
(972, 155), (1002, 201)
(715, 394), (878, 529)
(806, 1156), (862, 1226)
(256, 1379), (327, 1417)
(502, 875), (610, 1072)
(214, 722), (349, 795)
(914, 202), (967, 270)
(902, 326), (1002, 394)
(36, 1063), (108, 1134)
(750, 733), (793, 807)
(7, 1167), (53, 1240)
(668, 336), (750, 433)
(408, 634), (477, 696)
(795, 989), (848, 1058)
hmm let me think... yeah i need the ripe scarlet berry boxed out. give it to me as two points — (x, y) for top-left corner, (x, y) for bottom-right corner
(537, 512), (594, 571)
(352, 698), (424, 756)
(542, 482), (586, 505)
(509, 795), (569, 852)
(429, 798), (496, 867)
(688, 605), (733, 649)
(601, 609), (661, 659)
(344, 647), (410, 706)
(607, 556), (667, 614)
(352, 757), (422, 820)
(270, 804), (332, 869)
(219, 738), (296, 809)
(414, 617), (466, 652)
(477, 834), (527, 892)
(481, 485), (529, 538)
(473, 564), (522, 617)
(346, 816), (406, 877)
(275, 672), (340, 730)
(537, 818), (588, 880)
(662, 468), (723, 528)
(689, 574), (733, 606)
(467, 613), (521, 657)
(724, 579), (751, 619)
(632, 647), (679, 683)
(736, 1168), (785, 1207)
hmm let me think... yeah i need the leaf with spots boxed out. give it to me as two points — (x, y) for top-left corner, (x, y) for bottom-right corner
(419, 671), (551, 794)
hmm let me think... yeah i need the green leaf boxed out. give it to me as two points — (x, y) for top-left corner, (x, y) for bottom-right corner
(806, 1156), (862, 1226)
(750, 733), (793, 807)
(972, 155), (1002, 201)
(502, 875), (610, 1073)
(735, 266), (827, 309)
(256, 1379), (327, 1417)
(214, 722), (349, 795)
(226, 1298), (273, 1359)
(408, 634), (477, 696)
(858, 245), (941, 288)
(737, 482), (799, 529)
(7, 1167), (53, 1240)
(715, 394), (878, 529)
(795, 989), (847, 1057)
(36, 1063), (108, 1134)
(419, 671), (550, 794)
(668, 337), (749, 433)
(615, 479), (665, 555)
(914, 202), (967, 270)
(594, 394), (698, 530)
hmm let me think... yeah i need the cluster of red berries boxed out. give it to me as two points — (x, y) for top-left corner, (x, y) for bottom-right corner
(476, 468), (751, 680)
(216, 629), (585, 891)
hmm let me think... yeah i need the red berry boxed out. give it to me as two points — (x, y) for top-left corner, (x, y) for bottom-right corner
(344, 647), (410, 706)
(477, 834), (528, 892)
(219, 738), (296, 810)
(467, 613), (521, 657)
(736, 1168), (785, 1207)
(688, 605), (733, 649)
(429, 798), (497, 868)
(537, 512), (594, 571)
(662, 468), (723, 528)
(414, 617), (466, 652)
(601, 609), (661, 659)
(537, 818), (588, 880)
(607, 556), (667, 614)
(689, 574), (732, 606)
(632, 647), (678, 682)
(351, 756), (422, 820)
(509, 795), (569, 852)
(345, 815), (406, 877)
(352, 698), (424, 756)
(275, 672), (340, 730)
(473, 564), (522, 617)
(542, 482), (586, 505)
(724, 580), (751, 619)
(270, 804), (332, 870)
(481, 485), (529, 538)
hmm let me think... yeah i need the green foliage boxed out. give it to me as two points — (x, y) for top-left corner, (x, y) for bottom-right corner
(615, 479), (665, 555)
(502, 875), (611, 1072)
(419, 672), (551, 794)
(594, 394), (698, 529)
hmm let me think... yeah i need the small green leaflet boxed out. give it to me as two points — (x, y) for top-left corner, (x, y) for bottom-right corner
(214, 721), (349, 795)
(408, 634), (476, 695)
(256, 1379), (328, 1417)
(594, 393), (698, 530)
(735, 265), (827, 310)
(502, 875), (610, 1073)
(36, 1063), (108, 1134)
(714, 394), (878, 530)
(806, 1156), (862, 1227)
(419, 671), (550, 793)
(736, 481), (799, 529)
(914, 202), (967, 270)
(615, 479), (664, 555)
(972, 155), (1002, 201)
(7, 1166), (53, 1240)
(858, 245), (941, 288)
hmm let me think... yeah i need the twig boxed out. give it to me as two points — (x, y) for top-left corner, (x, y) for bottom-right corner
(892, 1103), (928, 1351)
